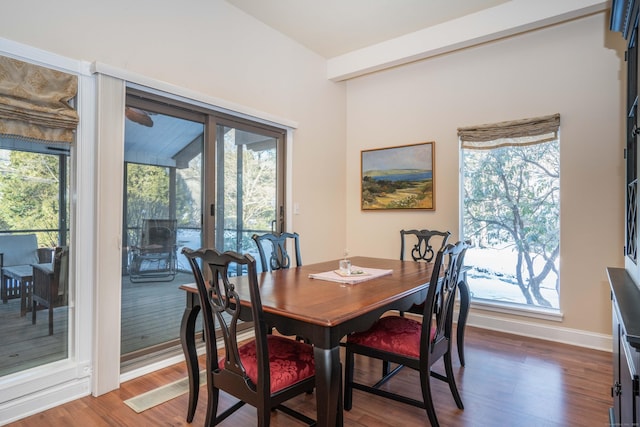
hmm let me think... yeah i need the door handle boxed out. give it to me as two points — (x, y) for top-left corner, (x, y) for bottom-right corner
(613, 381), (622, 396)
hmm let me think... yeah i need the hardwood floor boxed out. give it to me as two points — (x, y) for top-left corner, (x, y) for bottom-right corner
(8, 326), (613, 426)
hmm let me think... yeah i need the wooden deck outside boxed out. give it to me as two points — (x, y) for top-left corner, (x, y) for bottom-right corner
(0, 299), (68, 376)
(0, 271), (196, 377)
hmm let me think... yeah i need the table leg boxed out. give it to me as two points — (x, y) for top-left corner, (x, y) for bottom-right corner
(180, 292), (201, 423)
(457, 274), (470, 367)
(314, 345), (342, 427)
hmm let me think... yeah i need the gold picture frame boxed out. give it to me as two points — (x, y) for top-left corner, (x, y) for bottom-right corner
(361, 142), (435, 210)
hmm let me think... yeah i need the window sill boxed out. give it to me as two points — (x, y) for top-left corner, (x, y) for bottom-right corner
(467, 298), (563, 322)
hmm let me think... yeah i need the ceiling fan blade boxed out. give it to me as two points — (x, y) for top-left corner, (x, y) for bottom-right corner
(125, 107), (154, 127)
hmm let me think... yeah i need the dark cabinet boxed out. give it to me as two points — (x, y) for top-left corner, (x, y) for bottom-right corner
(610, 1), (640, 425)
(609, 268), (640, 426)
(611, 0), (639, 266)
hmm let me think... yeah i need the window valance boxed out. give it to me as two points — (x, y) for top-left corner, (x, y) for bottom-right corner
(458, 113), (560, 149)
(0, 55), (79, 143)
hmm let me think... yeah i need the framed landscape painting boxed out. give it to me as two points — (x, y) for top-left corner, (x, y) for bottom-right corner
(361, 142), (434, 210)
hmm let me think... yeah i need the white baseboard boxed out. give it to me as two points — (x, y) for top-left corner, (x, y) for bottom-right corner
(464, 310), (612, 352)
(0, 378), (90, 426)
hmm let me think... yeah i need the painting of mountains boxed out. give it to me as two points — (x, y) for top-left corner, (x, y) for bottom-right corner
(361, 142), (434, 210)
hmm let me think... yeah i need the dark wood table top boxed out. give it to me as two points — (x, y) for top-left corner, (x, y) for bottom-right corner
(179, 256), (438, 426)
(181, 256), (433, 327)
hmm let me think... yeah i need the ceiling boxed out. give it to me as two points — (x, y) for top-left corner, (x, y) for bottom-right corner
(125, 109), (204, 168)
(124, 0), (611, 160)
(124, 109), (276, 168)
(225, 0), (509, 58)
(225, 0), (610, 80)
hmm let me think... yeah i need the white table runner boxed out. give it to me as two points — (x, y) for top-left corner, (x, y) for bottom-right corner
(308, 266), (392, 285)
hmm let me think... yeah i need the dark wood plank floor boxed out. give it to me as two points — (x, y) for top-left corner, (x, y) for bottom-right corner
(8, 326), (613, 427)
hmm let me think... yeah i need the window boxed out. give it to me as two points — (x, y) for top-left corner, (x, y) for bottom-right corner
(0, 56), (76, 376)
(459, 114), (560, 310)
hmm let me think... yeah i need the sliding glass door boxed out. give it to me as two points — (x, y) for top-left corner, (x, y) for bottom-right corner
(213, 120), (284, 274)
(121, 95), (205, 361)
(121, 92), (285, 363)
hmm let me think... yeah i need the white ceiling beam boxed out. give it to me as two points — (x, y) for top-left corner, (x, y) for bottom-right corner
(327, 0), (609, 82)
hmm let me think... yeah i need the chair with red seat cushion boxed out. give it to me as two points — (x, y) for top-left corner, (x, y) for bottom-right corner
(251, 232), (309, 343)
(391, 228), (452, 374)
(344, 240), (470, 427)
(400, 228), (451, 263)
(251, 231), (302, 273)
(182, 247), (316, 426)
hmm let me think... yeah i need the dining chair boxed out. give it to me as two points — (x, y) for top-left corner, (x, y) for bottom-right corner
(252, 232), (309, 343)
(400, 228), (451, 263)
(397, 228), (461, 369)
(251, 232), (301, 272)
(181, 247), (316, 426)
(396, 228), (451, 323)
(344, 240), (470, 427)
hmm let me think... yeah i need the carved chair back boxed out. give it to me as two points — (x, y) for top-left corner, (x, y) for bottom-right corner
(400, 229), (451, 263)
(252, 232), (302, 272)
(421, 240), (470, 363)
(181, 247), (316, 425)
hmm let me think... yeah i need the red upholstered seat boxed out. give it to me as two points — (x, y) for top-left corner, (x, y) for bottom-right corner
(343, 241), (470, 427)
(219, 335), (315, 394)
(182, 247), (316, 426)
(347, 316), (435, 359)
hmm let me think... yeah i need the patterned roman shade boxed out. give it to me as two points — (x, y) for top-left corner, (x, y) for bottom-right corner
(0, 55), (79, 143)
(458, 113), (560, 149)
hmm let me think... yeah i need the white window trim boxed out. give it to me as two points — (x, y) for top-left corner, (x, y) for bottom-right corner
(458, 124), (561, 315)
(90, 62), (298, 393)
(0, 37), (95, 425)
(469, 299), (564, 322)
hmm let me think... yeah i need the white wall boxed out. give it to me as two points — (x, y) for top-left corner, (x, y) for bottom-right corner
(0, 0), (346, 422)
(345, 12), (626, 342)
(0, 0), (628, 421)
(0, 0), (348, 264)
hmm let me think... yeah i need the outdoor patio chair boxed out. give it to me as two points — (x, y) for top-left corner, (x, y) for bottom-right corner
(0, 234), (53, 315)
(128, 219), (177, 282)
(32, 246), (69, 335)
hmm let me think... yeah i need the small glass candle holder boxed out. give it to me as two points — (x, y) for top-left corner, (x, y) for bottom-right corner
(339, 259), (352, 275)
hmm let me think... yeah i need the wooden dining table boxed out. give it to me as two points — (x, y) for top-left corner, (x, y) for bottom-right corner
(179, 256), (470, 427)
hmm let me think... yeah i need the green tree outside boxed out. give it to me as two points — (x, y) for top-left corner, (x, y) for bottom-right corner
(220, 130), (277, 254)
(125, 163), (196, 247)
(463, 141), (559, 308)
(0, 150), (66, 248)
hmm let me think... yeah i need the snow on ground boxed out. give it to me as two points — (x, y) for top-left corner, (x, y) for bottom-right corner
(174, 232), (560, 309)
(465, 246), (559, 308)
